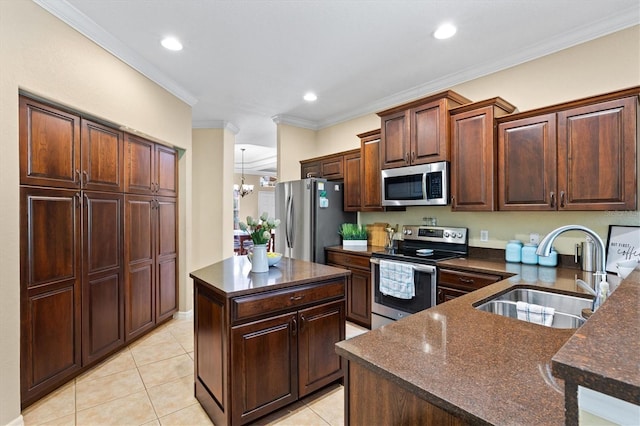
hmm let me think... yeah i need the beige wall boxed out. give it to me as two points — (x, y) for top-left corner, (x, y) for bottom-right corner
(277, 124), (317, 182)
(278, 25), (640, 256)
(192, 129), (235, 271)
(0, 1), (193, 423)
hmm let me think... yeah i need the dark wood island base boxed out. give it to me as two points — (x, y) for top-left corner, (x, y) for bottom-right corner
(190, 256), (350, 426)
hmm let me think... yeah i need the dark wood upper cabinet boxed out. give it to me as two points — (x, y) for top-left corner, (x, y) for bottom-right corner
(19, 96), (125, 192)
(343, 151), (361, 212)
(557, 96), (637, 210)
(81, 120), (124, 192)
(450, 98), (517, 211)
(300, 152), (344, 180)
(378, 90), (470, 169)
(498, 88), (638, 211)
(498, 114), (558, 210)
(124, 134), (178, 197)
(19, 97), (81, 189)
(359, 129), (384, 212)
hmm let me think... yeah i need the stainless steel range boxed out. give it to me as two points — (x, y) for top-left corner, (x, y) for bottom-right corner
(370, 225), (468, 328)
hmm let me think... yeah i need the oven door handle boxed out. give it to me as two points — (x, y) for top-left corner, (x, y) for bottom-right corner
(370, 257), (437, 274)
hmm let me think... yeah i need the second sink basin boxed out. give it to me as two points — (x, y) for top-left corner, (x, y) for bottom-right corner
(474, 287), (594, 329)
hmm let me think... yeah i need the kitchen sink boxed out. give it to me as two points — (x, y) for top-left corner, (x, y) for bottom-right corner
(474, 287), (594, 329)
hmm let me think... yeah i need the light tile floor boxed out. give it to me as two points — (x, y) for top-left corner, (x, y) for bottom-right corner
(22, 318), (369, 426)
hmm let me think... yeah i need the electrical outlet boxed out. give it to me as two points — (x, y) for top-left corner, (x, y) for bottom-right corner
(480, 230), (489, 242)
(530, 233), (540, 244)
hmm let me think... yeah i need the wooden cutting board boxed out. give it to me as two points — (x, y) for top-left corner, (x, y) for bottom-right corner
(366, 222), (389, 247)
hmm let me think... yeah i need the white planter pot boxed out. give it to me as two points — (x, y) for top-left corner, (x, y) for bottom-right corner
(342, 239), (367, 249)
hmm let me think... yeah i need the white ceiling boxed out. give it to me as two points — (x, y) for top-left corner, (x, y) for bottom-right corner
(35, 0), (639, 174)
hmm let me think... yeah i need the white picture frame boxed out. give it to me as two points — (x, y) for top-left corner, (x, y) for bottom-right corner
(605, 225), (640, 273)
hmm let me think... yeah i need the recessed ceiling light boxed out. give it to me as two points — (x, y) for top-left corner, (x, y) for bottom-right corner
(161, 36), (183, 51)
(303, 92), (318, 102)
(433, 23), (457, 40)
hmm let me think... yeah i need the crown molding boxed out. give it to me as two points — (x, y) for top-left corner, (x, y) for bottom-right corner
(192, 120), (240, 134)
(272, 114), (319, 130)
(33, 0), (199, 106)
(314, 9), (640, 129)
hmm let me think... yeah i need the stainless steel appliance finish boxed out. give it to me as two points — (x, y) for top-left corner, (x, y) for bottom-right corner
(381, 161), (449, 207)
(370, 225), (468, 328)
(275, 178), (356, 264)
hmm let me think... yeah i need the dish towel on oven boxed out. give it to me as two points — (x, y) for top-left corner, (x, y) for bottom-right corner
(379, 260), (415, 299)
(516, 301), (555, 326)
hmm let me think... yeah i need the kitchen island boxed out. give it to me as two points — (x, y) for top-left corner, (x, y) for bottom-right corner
(335, 265), (637, 425)
(190, 256), (350, 426)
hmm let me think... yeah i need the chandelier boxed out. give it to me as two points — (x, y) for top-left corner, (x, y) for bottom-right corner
(237, 148), (254, 197)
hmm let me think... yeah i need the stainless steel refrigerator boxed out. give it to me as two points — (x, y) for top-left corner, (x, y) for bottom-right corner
(275, 178), (356, 264)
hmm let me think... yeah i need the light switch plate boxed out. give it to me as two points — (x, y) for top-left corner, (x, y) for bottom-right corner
(480, 230), (489, 242)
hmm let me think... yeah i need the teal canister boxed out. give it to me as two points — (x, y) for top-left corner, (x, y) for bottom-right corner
(521, 243), (539, 265)
(505, 240), (523, 263)
(538, 246), (558, 267)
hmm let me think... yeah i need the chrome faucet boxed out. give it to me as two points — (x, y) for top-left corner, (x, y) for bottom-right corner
(537, 225), (608, 311)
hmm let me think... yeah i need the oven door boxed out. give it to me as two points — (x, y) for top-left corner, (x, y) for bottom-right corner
(370, 257), (437, 327)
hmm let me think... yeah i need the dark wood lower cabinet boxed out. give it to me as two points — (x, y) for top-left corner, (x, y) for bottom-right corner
(326, 249), (372, 328)
(345, 361), (469, 425)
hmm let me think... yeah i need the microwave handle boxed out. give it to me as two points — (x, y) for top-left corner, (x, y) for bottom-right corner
(422, 172), (428, 200)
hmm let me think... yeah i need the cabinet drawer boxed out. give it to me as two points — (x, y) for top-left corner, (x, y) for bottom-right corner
(232, 280), (345, 323)
(438, 269), (501, 292)
(321, 157), (343, 179)
(326, 251), (371, 270)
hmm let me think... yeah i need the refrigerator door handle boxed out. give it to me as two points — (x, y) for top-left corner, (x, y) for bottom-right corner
(286, 194), (294, 248)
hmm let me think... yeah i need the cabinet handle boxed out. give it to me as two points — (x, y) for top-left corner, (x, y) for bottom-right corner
(292, 317), (297, 336)
(451, 195), (455, 208)
(560, 191), (565, 208)
(299, 315), (305, 333)
(405, 152), (410, 165)
(459, 277), (475, 284)
(290, 295), (304, 301)
(76, 169), (81, 186)
(74, 192), (81, 208)
(411, 151), (416, 162)
(306, 172), (317, 178)
(550, 192), (556, 208)
(82, 170), (88, 185)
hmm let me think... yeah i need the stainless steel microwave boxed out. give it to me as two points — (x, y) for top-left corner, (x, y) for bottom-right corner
(381, 162), (449, 206)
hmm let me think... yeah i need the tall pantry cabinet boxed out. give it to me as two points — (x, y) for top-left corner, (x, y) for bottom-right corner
(19, 96), (178, 408)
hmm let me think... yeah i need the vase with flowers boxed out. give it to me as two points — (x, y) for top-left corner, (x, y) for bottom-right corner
(239, 212), (281, 273)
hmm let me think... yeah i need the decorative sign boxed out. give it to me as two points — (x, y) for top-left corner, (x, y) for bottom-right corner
(605, 225), (640, 273)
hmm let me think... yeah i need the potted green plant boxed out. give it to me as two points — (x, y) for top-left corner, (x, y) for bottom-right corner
(339, 223), (368, 248)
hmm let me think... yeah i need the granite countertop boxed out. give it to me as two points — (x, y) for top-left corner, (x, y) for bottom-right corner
(552, 269), (640, 405)
(335, 263), (631, 425)
(189, 256), (350, 298)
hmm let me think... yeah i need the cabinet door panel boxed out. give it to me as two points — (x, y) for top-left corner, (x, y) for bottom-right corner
(411, 101), (445, 164)
(22, 188), (80, 287)
(196, 287), (226, 412)
(558, 97), (637, 210)
(498, 114), (557, 210)
(347, 270), (371, 328)
(157, 258), (177, 322)
(231, 313), (298, 425)
(125, 195), (155, 340)
(19, 96), (81, 188)
(381, 111), (409, 169)
(25, 285), (80, 388)
(125, 134), (155, 195)
(343, 152), (361, 211)
(451, 107), (495, 211)
(360, 135), (383, 211)
(81, 120), (124, 192)
(156, 145), (178, 197)
(157, 197), (177, 257)
(83, 192), (124, 363)
(298, 300), (345, 397)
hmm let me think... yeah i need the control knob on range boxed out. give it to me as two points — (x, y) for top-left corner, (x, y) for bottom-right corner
(444, 231), (450, 237)
(404, 229), (412, 235)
